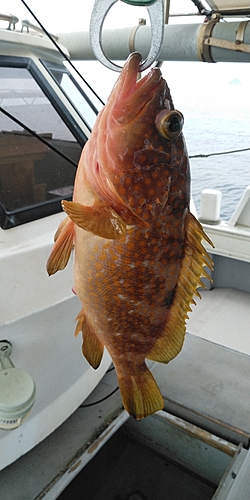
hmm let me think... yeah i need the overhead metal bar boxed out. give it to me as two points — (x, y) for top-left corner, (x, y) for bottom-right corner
(58, 19), (250, 64)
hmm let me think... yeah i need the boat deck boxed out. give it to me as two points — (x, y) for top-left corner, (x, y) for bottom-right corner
(187, 287), (250, 355)
(0, 286), (249, 499)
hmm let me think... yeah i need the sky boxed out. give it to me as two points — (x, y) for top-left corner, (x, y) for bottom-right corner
(5, 1), (205, 32)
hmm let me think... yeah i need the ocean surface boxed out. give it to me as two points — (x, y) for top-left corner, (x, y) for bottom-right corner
(173, 79), (250, 221)
(78, 60), (250, 221)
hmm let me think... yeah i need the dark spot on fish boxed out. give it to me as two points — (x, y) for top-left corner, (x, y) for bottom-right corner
(163, 287), (176, 307)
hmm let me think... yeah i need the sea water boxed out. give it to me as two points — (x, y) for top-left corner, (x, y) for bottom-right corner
(163, 62), (250, 221)
(176, 82), (250, 220)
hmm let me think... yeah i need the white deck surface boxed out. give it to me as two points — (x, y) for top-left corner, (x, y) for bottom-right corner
(187, 288), (250, 356)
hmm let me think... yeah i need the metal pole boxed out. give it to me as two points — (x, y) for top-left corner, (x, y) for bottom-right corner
(57, 21), (250, 63)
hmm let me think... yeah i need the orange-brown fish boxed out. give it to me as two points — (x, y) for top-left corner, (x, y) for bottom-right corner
(47, 52), (213, 420)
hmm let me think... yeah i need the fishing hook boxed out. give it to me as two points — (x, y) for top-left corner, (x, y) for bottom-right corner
(89, 0), (164, 72)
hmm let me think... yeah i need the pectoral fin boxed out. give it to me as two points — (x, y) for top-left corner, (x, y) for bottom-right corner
(62, 200), (127, 240)
(46, 217), (74, 276)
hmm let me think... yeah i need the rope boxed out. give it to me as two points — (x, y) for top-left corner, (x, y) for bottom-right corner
(79, 386), (119, 408)
(0, 106), (78, 168)
(190, 146), (250, 159)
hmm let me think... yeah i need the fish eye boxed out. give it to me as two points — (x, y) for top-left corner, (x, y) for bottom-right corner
(155, 110), (184, 140)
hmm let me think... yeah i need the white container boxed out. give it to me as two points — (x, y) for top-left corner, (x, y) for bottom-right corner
(0, 368), (36, 430)
(199, 189), (222, 224)
(0, 342), (36, 430)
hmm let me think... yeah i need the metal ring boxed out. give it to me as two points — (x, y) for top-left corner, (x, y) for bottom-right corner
(198, 20), (218, 63)
(89, 0), (164, 72)
(236, 20), (250, 44)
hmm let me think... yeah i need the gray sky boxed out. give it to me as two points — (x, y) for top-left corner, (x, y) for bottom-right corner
(6, 1), (205, 32)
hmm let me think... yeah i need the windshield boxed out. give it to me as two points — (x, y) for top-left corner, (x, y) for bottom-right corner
(0, 61), (86, 228)
(43, 60), (102, 130)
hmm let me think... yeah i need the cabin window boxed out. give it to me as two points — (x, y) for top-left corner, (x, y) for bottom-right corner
(0, 62), (86, 229)
(42, 60), (101, 130)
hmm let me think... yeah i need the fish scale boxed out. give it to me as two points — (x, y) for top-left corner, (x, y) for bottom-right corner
(47, 52), (213, 420)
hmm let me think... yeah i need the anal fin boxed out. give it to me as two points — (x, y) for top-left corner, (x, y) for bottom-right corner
(147, 211), (214, 364)
(62, 200), (127, 240)
(46, 217), (74, 276)
(75, 310), (104, 369)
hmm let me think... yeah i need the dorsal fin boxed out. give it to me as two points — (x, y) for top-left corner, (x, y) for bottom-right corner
(147, 212), (214, 363)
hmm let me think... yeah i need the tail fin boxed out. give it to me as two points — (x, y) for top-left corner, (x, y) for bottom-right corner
(117, 366), (164, 420)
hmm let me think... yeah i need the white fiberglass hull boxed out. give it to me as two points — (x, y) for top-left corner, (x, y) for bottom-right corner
(0, 213), (111, 470)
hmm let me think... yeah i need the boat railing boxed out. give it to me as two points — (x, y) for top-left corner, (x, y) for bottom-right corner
(21, 19), (58, 40)
(0, 14), (18, 30)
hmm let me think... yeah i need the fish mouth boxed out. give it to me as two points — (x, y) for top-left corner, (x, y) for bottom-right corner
(112, 52), (164, 124)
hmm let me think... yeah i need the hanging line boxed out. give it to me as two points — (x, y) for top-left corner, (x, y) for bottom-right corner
(190, 146), (250, 159)
(0, 106), (78, 168)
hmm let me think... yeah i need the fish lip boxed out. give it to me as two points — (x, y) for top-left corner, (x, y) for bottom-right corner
(113, 52), (164, 123)
(127, 52), (163, 98)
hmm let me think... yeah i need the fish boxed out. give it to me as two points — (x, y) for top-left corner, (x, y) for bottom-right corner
(47, 52), (214, 420)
